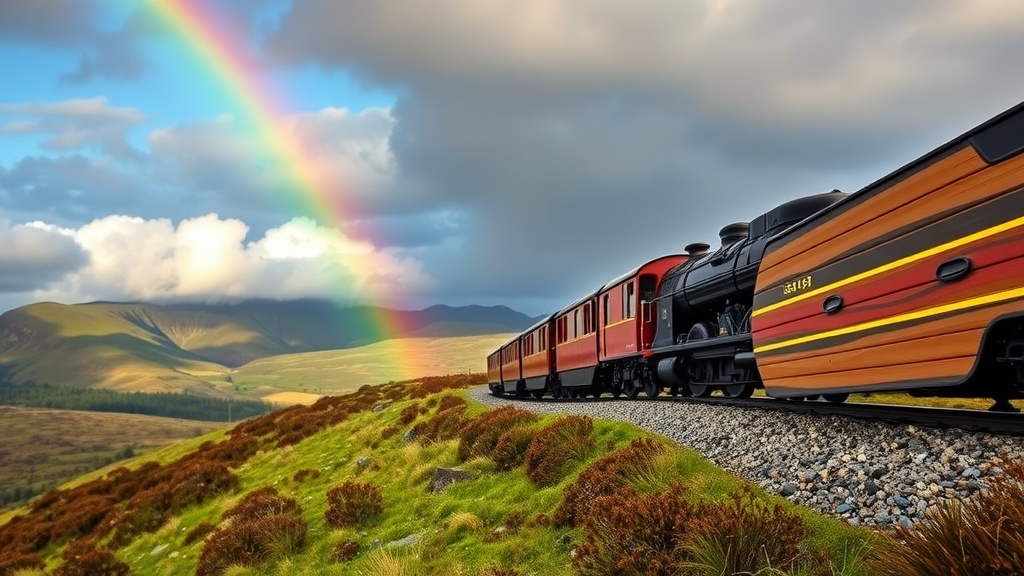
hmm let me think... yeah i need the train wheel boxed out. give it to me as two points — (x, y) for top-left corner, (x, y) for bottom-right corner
(531, 390), (544, 399)
(688, 384), (712, 398)
(625, 379), (641, 399)
(723, 383), (754, 399)
(644, 379), (661, 398)
(823, 393), (848, 404)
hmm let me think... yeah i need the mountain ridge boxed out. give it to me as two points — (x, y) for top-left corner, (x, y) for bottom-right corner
(0, 299), (540, 392)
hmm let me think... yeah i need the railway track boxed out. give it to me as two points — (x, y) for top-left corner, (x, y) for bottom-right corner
(495, 392), (1024, 437)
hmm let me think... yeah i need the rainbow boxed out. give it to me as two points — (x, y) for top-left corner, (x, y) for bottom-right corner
(148, 0), (419, 381)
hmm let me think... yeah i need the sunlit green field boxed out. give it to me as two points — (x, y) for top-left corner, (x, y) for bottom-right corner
(226, 334), (515, 397)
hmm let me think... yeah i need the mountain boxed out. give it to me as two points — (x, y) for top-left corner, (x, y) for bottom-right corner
(0, 300), (540, 392)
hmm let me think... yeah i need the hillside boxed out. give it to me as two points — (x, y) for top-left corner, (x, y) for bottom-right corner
(0, 375), (878, 575)
(0, 407), (224, 510)
(0, 300), (537, 393)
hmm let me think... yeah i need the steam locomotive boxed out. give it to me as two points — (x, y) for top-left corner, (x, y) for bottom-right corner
(487, 100), (1024, 411)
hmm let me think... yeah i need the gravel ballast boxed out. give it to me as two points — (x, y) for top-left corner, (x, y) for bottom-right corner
(469, 388), (1024, 528)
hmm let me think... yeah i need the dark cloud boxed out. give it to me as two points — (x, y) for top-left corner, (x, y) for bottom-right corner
(263, 0), (1024, 313)
(0, 220), (87, 292)
(0, 0), (99, 45)
(0, 155), (143, 223)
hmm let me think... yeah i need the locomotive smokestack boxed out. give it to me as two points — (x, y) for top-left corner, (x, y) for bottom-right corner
(718, 222), (750, 246)
(684, 242), (710, 257)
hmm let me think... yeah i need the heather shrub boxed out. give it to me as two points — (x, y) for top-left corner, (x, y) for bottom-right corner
(555, 438), (670, 526)
(293, 468), (321, 483)
(412, 405), (467, 445)
(866, 459), (1024, 575)
(398, 403), (423, 425)
(457, 406), (537, 462)
(195, 515), (308, 576)
(325, 481), (384, 527)
(53, 540), (130, 576)
(490, 427), (537, 471)
(682, 486), (809, 575)
(380, 424), (400, 439)
(524, 415), (594, 486)
(223, 487), (300, 523)
(0, 551), (44, 575)
(168, 459), (239, 509)
(574, 486), (695, 576)
(184, 521), (217, 545)
(330, 539), (361, 563)
(437, 394), (468, 411)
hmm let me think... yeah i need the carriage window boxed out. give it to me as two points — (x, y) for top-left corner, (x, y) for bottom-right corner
(574, 309), (582, 338)
(624, 282), (635, 319)
(603, 294), (610, 326)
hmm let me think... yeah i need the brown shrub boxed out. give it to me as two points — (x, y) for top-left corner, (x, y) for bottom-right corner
(48, 493), (116, 541)
(437, 394), (468, 411)
(293, 468), (321, 483)
(330, 539), (361, 562)
(490, 427), (537, 471)
(0, 550), (45, 575)
(109, 484), (174, 546)
(503, 511), (526, 534)
(866, 459), (1024, 575)
(169, 459), (239, 509)
(196, 515), (307, 576)
(682, 486), (808, 575)
(398, 403), (423, 425)
(524, 415), (594, 486)
(574, 487), (695, 576)
(380, 425), (400, 439)
(184, 521), (217, 546)
(412, 405), (468, 445)
(223, 487), (300, 523)
(325, 482), (384, 527)
(555, 438), (669, 527)
(195, 433), (260, 465)
(457, 406), (537, 462)
(53, 539), (130, 576)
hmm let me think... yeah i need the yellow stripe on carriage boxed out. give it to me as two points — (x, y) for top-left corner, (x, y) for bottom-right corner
(752, 215), (1024, 317)
(753, 286), (1024, 354)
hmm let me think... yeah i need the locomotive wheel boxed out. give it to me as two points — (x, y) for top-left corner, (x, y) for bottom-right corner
(625, 379), (641, 399)
(688, 384), (712, 398)
(644, 379), (661, 398)
(723, 383), (755, 399)
(611, 384), (622, 398)
(823, 393), (849, 404)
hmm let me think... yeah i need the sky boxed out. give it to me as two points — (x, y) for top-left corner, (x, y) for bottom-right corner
(2, 0), (1024, 317)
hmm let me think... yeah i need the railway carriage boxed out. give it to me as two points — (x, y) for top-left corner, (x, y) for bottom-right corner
(551, 291), (600, 397)
(497, 337), (522, 395)
(519, 315), (556, 397)
(486, 350), (502, 394)
(751, 102), (1024, 407)
(597, 255), (687, 397)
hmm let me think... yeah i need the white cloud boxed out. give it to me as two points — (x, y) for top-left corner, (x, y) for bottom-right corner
(22, 213), (433, 307)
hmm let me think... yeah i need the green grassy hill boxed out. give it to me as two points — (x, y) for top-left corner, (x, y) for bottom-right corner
(0, 375), (877, 576)
(0, 300), (535, 393)
(230, 334), (516, 397)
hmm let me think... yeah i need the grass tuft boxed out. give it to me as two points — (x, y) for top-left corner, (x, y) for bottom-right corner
(866, 458), (1024, 575)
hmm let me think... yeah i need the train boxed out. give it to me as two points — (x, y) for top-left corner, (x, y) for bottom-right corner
(487, 100), (1024, 412)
